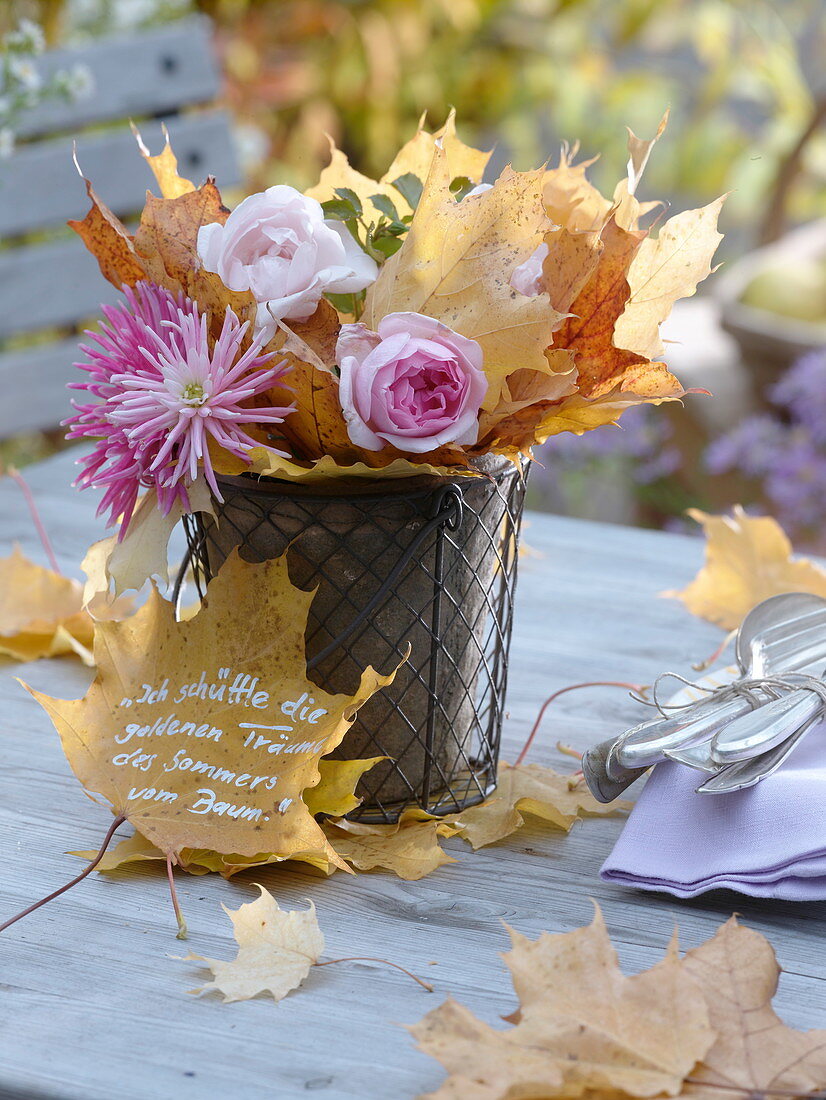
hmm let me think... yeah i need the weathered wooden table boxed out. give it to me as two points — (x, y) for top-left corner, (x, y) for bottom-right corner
(1, 451), (824, 1100)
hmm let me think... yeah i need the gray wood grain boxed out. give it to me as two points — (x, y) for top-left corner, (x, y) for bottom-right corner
(0, 337), (80, 435)
(0, 109), (239, 239)
(0, 237), (118, 342)
(15, 18), (222, 140)
(0, 451), (824, 1100)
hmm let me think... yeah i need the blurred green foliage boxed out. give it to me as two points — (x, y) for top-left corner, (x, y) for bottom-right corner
(10, 0), (824, 246)
(200, 0), (824, 247)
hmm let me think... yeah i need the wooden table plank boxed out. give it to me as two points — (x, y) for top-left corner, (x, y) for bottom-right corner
(1, 451), (824, 1100)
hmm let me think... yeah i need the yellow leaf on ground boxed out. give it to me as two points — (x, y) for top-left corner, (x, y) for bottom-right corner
(186, 887), (324, 1003)
(682, 918), (826, 1097)
(303, 757), (386, 818)
(28, 550), (398, 870)
(412, 905), (714, 1100)
(0, 547), (95, 664)
(448, 762), (630, 849)
(323, 811), (459, 880)
(73, 757), (386, 877)
(132, 123), (196, 200)
(667, 507), (826, 631)
(364, 146), (560, 411)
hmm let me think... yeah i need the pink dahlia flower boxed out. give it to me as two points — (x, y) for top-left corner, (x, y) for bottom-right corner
(65, 281), (292, 534)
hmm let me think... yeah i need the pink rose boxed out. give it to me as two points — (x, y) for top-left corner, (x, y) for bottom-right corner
(336, 312), (488, 453)
(197, 185), (377, 334)
(510, 241), (549, 297)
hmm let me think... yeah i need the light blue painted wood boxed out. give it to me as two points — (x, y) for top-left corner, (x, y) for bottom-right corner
(0, 453), (823, 1100)
(15, 17), (224, 140)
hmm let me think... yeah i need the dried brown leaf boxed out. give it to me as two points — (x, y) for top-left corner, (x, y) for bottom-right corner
(186, 887), (324, 1003)
(68, 173), (146, 290)
(682, 918), (826, 1097)
(448, 762), (630, 849)
(413, 905), (715, 1099)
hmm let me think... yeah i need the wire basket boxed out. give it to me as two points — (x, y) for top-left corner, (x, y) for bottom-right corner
(180, 457), (529, 823)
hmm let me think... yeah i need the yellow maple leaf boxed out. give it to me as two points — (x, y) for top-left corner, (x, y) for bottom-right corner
(185, 886), (324, 1003)
(614, 196), (726, 362)
(306, 111), (490, 220)
(72, 755), (385, 874)
(323, 810), (459, 880)
(681, 917), (826, 1097)
(667, 507), (826, 631)
(303, 756), (386, 817)
(448, 763), (630, 849)
(0, 547), (96, 664)
(363, 145), (560, 411)
(412, 905), (715, 1100)
(248, 452), (476, 482)
(132, 123), (197, 200)
(27, 550), (399, 871)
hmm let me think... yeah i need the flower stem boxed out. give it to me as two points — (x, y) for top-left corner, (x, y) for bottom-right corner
(316, 956), (433, 992)
(516, 681), (646, 766)
(7, 466), (62, 574)
(166, 854), (188, 940)
(0, 815), (126, 933)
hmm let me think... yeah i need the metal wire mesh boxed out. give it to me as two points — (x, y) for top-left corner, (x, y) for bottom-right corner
(180, 458), (529, 823)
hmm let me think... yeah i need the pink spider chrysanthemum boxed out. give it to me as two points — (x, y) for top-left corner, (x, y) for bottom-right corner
(65, 281), (292, 535)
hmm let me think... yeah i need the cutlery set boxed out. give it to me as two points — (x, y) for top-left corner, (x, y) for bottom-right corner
(583, 592), (826, 803)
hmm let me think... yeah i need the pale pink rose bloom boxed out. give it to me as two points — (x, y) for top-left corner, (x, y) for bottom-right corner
(510, 241), (549, 297)
(197, 185), (377, 334)
(336, 312), (488, 453)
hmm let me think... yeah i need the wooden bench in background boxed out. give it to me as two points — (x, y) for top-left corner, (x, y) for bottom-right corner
(0, 15), (240, 440)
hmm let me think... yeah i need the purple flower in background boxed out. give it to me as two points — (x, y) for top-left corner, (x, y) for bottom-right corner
(704, 348), (826, 545)
(705, 415), (786, 480)
(534, 405), (679, 485)
(771, 349), (826, 446)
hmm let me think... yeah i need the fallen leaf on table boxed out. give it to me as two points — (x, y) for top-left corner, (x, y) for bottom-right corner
(667, 506), (826, 630)
(303, 756), (386, 817)
(323, 810), (460, 880)
(186, 886), (324, 1003)
(682, 917), (826, 1097)
(73, 756), (391, 877)
(28, 550), (399, 874)
(448, 762), (631, 849)
(412, 904), (715, 1100)
(0, 547), (95, 664)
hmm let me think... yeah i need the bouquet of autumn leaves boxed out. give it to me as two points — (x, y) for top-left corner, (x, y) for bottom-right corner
(68, 112), (723, 583)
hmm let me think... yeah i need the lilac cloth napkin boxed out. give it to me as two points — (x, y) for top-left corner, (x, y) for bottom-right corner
(600, 724), (826, 900)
